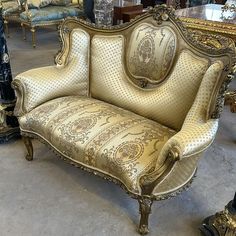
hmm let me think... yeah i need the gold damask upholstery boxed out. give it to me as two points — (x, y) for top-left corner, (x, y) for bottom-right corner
(127, 23), (177, 84)
(12, 5), (236, 235)
(19, 96), (176, 194)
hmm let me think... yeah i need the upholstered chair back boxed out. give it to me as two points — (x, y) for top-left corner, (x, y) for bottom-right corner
(56, 6), (235, 131)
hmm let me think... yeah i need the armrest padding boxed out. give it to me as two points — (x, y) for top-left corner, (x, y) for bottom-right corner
(13, 59), (88, 116)
(156, 61), (223, 166)
(13, 29), (90, 116)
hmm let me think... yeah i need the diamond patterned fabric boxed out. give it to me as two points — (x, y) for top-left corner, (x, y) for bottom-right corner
(91, 34), (209, 130)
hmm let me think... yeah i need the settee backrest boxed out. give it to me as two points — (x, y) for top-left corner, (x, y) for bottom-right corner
(56, 5), (235, 131)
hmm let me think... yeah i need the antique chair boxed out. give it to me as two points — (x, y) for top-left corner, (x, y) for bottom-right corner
(20, 0), (84, 47)
(1, 0), (25, 37)
(12, 5), (236, 234)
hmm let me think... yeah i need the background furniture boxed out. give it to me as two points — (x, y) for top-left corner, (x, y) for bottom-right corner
(122, 8), (147, 22)
(2, 0), (25, 37)
(200, 192), (236, 236)
(0, 6), (19, 143)
(94, 0), (114, 25)
(20, 1), (84, 47)
(176, 4), (236, 112)
(113, 0), (143, 24)
(176, 4), (236, 42)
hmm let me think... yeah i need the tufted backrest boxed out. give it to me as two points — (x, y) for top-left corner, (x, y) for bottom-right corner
(56, 5), (235, 131)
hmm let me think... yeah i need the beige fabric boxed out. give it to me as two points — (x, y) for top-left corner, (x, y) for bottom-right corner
(127, 23), (177, 84)
(91, 35), (209, 130)
(68, 29), (90, 62)
(19, 96), (176, 194)
(156, 61), (223, 168)
(13, 29), (89, 115)
(154, 155), (199, 196)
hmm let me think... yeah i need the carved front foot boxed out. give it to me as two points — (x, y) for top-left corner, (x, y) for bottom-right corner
(21, 23), (26, 41)
(139, 224), (149, 235)
(22, 136), (33, 161)
(31, 27), (36, 48)
(138, 197), (153, 235)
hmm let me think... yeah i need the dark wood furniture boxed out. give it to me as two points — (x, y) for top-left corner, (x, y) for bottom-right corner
(141, 0), (156, 8)
(113, 0), (143, 24)
(122, 8), (148, 22)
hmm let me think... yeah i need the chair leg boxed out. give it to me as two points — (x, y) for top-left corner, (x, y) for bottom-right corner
(21, 23), (26, 41)
(22, 136), (34, 161)
(4, 20), (9, 38)
(138, 197), (153, 235)
(31, 27), (36, 48)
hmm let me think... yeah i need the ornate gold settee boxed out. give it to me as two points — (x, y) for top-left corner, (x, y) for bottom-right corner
(12, 5), (236, 235)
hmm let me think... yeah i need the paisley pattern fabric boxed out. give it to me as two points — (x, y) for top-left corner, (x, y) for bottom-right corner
(127, 23), (177, 84)
(20, 6), (83, 22)
(19, 96), (176, 194)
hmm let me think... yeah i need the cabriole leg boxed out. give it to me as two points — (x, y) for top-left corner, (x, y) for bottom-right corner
(138, 197), (153, 235)
(31, 27), (36, 48)
(22, 136), (33, 161)
(21, 23), (26, 40)
(4, 20), (9, 38)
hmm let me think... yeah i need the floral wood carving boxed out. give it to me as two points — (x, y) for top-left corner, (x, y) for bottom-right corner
(211, 63), (236, 119)
(148, 5), (235, 55)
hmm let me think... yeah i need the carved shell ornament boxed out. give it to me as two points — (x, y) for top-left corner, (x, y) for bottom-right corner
(147, 5), (235, 54)
(148, 5), (175, 24)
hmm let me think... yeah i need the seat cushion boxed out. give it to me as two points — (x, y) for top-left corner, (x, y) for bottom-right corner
(19, 96), (176, 194)
(20, 6), (84, 23)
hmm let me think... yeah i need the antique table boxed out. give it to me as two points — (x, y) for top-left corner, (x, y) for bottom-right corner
(176, 4), (236, 112)
(113, 0), (143, 24)
(122, 8), (148, 22)
(176, 4), (236, 41)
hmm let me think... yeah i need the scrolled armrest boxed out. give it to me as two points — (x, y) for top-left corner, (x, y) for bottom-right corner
(139, 61), (223, 195)
(156, 119), (218, 166)
(139, 119), (218, 195)
(12, 59), (88, 117)
(156, 60), (224, 166)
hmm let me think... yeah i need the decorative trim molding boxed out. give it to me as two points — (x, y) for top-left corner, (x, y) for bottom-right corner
(20, 131), (196, 201)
